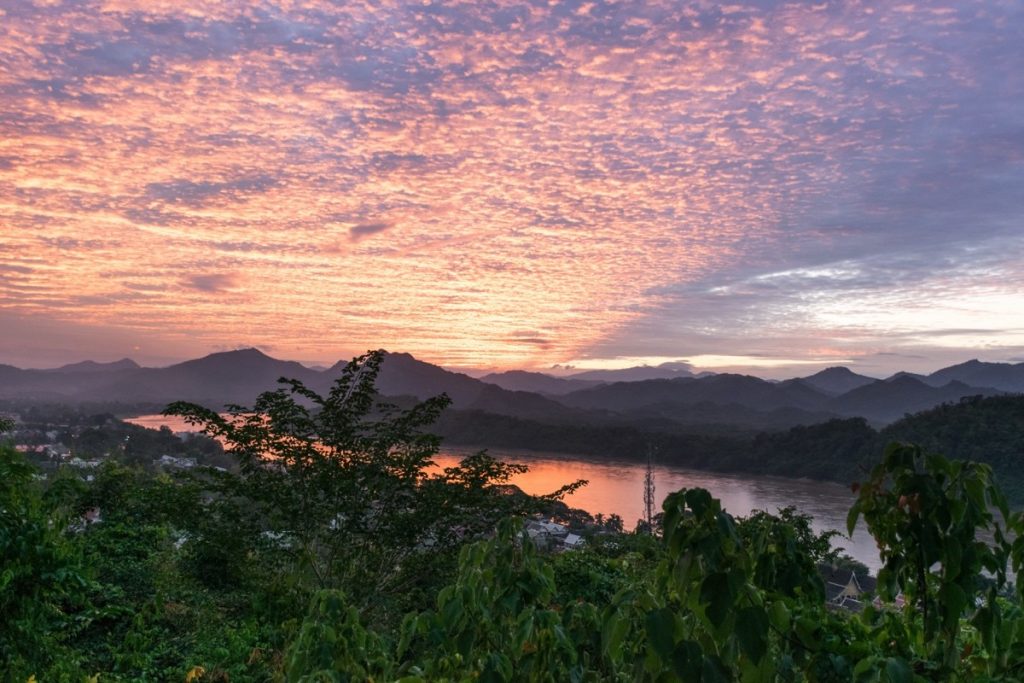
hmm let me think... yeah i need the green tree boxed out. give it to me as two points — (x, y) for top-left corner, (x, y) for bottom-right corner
(165, 350), (582, 621)
(848, 442), (1021, 679)
(0, 446), (89, 680)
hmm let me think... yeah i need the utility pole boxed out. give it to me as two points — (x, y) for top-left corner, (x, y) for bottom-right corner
(643, 443), (656, 534)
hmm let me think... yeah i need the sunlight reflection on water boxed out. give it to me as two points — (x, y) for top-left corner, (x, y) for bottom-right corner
(126, 414), (881, 571)
(434, 447), (882, 573)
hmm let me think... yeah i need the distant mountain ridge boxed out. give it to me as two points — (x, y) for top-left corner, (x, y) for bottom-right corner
(0, 349), (587, 424)
(923, 359), (1024, 393)
(478, 363), (709, 393)
(477, 370), (603, 396)
(560, 373), (828, 413)
(563, 363), (702, 383)
(829, 376), (1000, 423)
(45, 358), (141, 374)
(799, 366), (876, 395)
(0, 350), (1019, 428)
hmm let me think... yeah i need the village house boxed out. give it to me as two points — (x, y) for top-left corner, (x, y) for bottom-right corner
(157, 454), (198, 470)
(819, 564), (878, 612)
(524, 517), (585, 552)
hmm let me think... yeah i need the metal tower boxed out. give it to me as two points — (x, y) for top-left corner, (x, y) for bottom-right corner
(643, 443), (656, 533)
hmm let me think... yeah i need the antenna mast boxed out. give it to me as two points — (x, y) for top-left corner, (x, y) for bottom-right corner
(643, 443), (656, 533)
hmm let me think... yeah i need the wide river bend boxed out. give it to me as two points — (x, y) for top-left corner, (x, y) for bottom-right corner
(126, 414), (881, 572)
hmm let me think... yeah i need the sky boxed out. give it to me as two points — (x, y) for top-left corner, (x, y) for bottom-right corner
(0, 0), (1022, 378)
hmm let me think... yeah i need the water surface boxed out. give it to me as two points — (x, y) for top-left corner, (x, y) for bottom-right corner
(434, 447), (880, 572)
(127, 414), (880, 571)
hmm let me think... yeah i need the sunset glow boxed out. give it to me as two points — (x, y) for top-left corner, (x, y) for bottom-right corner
(1, 1), (1021, 375)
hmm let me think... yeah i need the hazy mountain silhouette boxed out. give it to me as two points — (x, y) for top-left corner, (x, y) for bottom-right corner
(0, 351), (1018, 428)
(97, 348), (324, 405)
(325, 352), (585, 421)
(45, 358), (141, 374)
(829, 375), (1001, 423)
(560, 374), (831, 413)
(465, 383), (590, 422)
(478, 370), (603, 395)
(797, 366), (876, 396)
(924, 359), (1024, 393)
(557, 371), (1003, 426)
(617, 400), (840, 430)
(885, 371), (931, 383)
(0, 349), (319, 405)
(350, 351), (489, 406)
(0, 362), (140, 400)
(564, 362), (703, 382)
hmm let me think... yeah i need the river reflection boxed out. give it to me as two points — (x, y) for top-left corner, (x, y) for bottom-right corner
(125, 414), (881, 572)
(434, 447), (881, 573)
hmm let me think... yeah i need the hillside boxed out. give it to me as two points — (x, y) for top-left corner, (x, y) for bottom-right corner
(44, 359), (141, 374)
(830, 376), (1001, 422)
(564, 363), (699, 382)
(0, 351), (1020, 433)
(925, 359), (1024, 393)
(93, 349), (325, 405)
(439, 395), (1024, 502)
(799, 366), (876, 395)
(477, 370), (603, 395)
(876, 394), (1024, 499)
(559, 374), (832, 413)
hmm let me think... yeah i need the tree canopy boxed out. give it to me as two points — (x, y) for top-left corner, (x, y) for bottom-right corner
(4, 353), (1024, 681)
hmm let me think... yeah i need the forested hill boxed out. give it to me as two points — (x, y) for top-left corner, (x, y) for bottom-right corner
(3, 350), (1021, 428)
(438, 394), (1024, 501)
(877, 394), (1024, 499)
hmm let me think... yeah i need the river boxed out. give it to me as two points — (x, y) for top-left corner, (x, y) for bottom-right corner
(126, 413), (881, 572)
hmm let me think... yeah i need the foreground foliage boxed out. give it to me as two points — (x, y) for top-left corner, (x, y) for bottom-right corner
(279, 444), (1024, 682)
(3, 359), (1024, 681)
(163, 351), (582, 622)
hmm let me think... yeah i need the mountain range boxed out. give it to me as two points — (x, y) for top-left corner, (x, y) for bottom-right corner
(480, 361), (714, 393)
(1, 349), (1022, 427)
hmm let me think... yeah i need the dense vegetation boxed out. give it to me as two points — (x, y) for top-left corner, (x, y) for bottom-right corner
(878, 395), (1024, 500)
(438, 395), (1024, 502)
(5, 402), (228, 470)
(3, 356), (1024, 681)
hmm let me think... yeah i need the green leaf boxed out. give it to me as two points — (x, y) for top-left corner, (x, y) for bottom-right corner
(514, 612), (534, 650)
(941, 583), (968, 628)
(456, 626), (475, 658)
(702, 654), (732, 683)
(735, 606), (769, 663)
(794, 617), (820, 650)
(700, 573), (732, 628)
(884, 657), (912, 683)
(663, 493), (684, 539)
(853, 655), (879, 677)
(685, 488), (714, 517)
(768, 601), (790, 632)
(602, 609), (629, 659)
(644, 607), (677, 662)
(847, 501), (861, 537)
(671, 641), (703, 681)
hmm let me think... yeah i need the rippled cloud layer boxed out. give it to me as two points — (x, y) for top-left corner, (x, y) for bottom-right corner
(1, 0), (1021, 373)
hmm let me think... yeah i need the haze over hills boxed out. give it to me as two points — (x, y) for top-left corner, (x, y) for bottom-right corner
(563, 362), (704, 383)
(922, 359), (1024, 393)
(477, 370), (603, 396)
(478, 362), (711, 395)
(44, 359), (141, 374)
(0, 349), (1019, 429)
(799, 367), (876, 396)
(560, 374), (828, 413)
(877, 360), (1024, 393)
(6, 348), (1021, 501)
(829, 376), (1001, 423)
